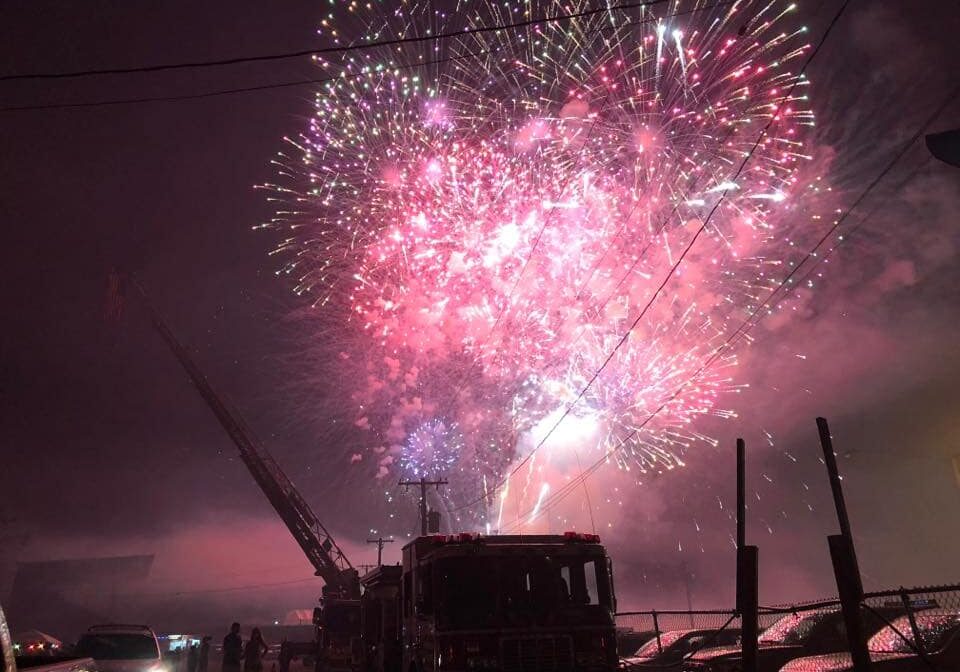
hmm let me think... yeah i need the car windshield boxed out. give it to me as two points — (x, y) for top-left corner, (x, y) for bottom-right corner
(632, 631), (688, 658)
(760, 613), (829, 645)
(869, 615), (960, 654)
(77, 634), (157, 660)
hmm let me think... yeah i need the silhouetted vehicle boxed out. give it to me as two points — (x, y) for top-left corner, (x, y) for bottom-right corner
(781, 611), (960, 671)
(682, 606), (910, 672)
(76, 625), (164, 672)
(617, 629), (657, 658)
(622, 629), (741, 669)
(0, 603), (95, 672)
(360, 532), (619, 672)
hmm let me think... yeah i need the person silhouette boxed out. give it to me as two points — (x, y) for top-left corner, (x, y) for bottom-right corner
(187, 643), (199, 672)
(199, 637), (211, 672)
(243, 628), (269, 672)
(222, 623), (243, 672)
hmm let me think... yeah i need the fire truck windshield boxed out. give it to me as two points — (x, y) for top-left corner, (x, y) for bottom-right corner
(432, 554), (612, 629)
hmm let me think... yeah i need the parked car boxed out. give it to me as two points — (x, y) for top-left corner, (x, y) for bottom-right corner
(12, 632), (63, 658)
(0, 603), (96, 672)
(781, 611), (960, 671)
(682, 606), (909, 672)
(618, 629), (657, 658)
(622, 628), (742, 669)
(75, 626), (164, 672)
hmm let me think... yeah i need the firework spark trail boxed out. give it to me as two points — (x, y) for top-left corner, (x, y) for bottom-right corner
(264, 0), (827, 526)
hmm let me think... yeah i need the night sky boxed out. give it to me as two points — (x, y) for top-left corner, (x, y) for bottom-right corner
(1, 0), (958, 637)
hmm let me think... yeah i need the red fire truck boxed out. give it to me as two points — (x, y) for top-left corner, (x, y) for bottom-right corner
(142, 294), (618, 671)
(360, 532), (619, 672)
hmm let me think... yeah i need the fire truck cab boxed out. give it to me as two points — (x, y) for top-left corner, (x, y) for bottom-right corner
(364, 532), (618, 672)
(314, 597), (362, 672)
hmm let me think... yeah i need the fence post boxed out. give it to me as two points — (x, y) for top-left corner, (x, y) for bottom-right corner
(652, 610), (662, 654)
(818, 417), (871, 672)
(899, 588), (924, 655)
(735, 438), (759, 672)
(738, 546), (759, 672)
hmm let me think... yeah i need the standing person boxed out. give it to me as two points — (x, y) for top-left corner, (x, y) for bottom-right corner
(222, 623), (243, 672)
(199, 637), (212, 672)
(187, 643), (199, 672)
(243, 628), (269, 672)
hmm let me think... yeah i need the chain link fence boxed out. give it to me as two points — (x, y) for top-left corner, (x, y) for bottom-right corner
(615, 609), (761, 668)
(616, 584), (960, 671)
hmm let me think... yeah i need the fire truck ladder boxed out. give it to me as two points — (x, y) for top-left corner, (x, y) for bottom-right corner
(140, 285), (360, 599)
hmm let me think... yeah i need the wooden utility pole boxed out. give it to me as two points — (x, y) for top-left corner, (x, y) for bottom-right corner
(399, 477), (448, 535)
(817, 417), (871, 672)
(366, 537), (394, 566)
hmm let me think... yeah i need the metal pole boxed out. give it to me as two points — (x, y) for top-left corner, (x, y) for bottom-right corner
(737, 438), (746, 550)
(817, 417), (870, 672)
(738, 546), (759, 672)
(735, 437), (747, 613)
(652, 611), (662, 654)
(818, 418), (856, 545)
(735, 438), (758, 672)
(899, 589), (925, 657)
(419, 479), (428, 536)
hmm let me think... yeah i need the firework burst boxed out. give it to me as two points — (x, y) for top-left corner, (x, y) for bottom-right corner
(262, 0), (821, 527)
(400, 419), (463, 480)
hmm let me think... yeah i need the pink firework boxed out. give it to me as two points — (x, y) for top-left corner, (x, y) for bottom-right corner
(262, 0), (819, 524)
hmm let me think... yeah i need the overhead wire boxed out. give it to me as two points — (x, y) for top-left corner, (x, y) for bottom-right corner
(0, 0), (674, 82)
(11, 0), (939, 531)
(0, 48), (499, 112)
(455, 0), (854, 517)
(502, 80), (960, 529)
(0, 2), (736, 113)
(118, 576), (318, 599)
(423, 0), (738, 416)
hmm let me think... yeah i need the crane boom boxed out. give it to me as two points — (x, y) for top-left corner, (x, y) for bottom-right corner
(140, 286), (359, 599)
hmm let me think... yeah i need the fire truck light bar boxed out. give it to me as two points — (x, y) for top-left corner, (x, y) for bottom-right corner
(563, 531), (601, 543)
(425, 532), (601, 544)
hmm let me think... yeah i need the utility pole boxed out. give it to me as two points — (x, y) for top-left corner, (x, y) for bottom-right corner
(736, 438), (759, 672)
(367, 537), (394, 566)
(817, 417), (871, 672)
(399, 477), (448, 536)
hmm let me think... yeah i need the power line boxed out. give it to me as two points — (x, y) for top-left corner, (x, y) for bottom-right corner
(0, 48), (499, 113)
(0, 0), (672, 83)
(435, 0), (737, 422)
(120, 576), (318, 599)
(455, 0), (852, 516)
(530, 0), (851, 471)
(505, 82), (960, 528)
(714, 87), (960, 357)
(0, 1), (737, 113)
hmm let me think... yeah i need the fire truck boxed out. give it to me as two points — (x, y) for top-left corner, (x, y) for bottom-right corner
(140, 284), (619, 672)
(140, 287), (361, 672)
(360, 532), (619, 672)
